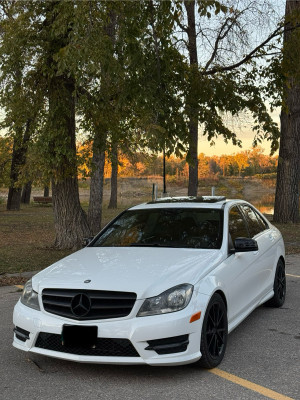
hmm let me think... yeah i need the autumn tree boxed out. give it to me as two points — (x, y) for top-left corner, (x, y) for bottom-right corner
(234, 151), (250, 177)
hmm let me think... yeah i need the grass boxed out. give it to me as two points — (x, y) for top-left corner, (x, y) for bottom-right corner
(0, 199), (140, 276)
(0, 204), (72, 275)
(0, 180), (299, 277)
(272, 221), (300, 255)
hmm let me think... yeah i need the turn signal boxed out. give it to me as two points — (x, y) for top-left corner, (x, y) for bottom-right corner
(189, 311), (201, 323)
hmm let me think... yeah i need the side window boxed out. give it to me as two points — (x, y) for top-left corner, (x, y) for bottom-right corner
(253, 209), (269, 231)
(241, 205), (264, 237)
(228, 206), (249, 243)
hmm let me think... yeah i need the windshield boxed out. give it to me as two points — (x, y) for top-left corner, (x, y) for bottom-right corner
(92, 208), (223, 249)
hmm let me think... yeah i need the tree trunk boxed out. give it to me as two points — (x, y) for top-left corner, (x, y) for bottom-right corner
(49, 75), (91, 248)
(184, 0), (199, 197)
(49, 75), (91, 249)
(273, 108), (300, 223)
(45, 2), (91, 249)
(108, 140), (118, 209)
(7, 121), (31, 211)
(88, 145), (106, 234)
(44, 186), (50, 197)
(52, 177), (90, 249)
(21, 181), (32, 204)
(7, 187), (22, 211)
(273, 0), (300, 223)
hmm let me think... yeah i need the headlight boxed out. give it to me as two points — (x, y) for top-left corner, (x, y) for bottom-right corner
(137, 284), (193, 317)
(21, 279), (40, 310)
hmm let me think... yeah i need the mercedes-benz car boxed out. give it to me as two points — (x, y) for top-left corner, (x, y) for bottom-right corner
(13, 196), (286, 368)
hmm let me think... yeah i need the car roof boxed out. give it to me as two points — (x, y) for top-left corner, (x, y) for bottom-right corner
(129, 196), (243, 211)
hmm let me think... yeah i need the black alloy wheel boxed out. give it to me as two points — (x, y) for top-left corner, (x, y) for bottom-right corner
(266, 259), (286, 307)
(198, 293), (228, 369)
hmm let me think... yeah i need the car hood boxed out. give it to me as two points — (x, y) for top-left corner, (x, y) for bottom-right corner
(33, 247), (223, 299)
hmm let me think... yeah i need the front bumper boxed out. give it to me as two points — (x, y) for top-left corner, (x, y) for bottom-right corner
(13, 296), (208, 366)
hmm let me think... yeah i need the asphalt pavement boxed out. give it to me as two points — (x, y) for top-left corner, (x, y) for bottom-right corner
(0, 255), (299, 400)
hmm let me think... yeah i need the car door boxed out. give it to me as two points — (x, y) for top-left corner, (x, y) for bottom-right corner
(223, 205), (263, 324)
(240, 204), (275, 297)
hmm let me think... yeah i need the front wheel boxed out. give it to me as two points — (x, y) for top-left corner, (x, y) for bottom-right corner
(198, 293), (228, 369)
(266, 259), (286, 307)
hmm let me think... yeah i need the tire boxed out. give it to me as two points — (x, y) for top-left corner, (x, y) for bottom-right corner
(266, 259), (286, 307)
(198, 293), (228, 369)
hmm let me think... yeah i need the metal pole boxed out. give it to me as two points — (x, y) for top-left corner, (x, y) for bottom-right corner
(163, 146), (167, 194)
(152, 183), (158, 202)
(211, 186), (215, 196)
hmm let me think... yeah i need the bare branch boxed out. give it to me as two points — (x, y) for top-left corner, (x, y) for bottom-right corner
(204, 12), (245, 71)
(203, 22), (293, 76)
(173, 37), (189, 48)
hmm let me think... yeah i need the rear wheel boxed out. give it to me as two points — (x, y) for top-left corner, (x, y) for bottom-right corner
(198, 293), (228, 369)
(266, 259), (286, 307)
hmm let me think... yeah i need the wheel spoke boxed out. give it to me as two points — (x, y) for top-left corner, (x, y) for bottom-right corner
(216, 331), (224, 344)
(217, 311), (224, 327)
(207, 333), (215, 349)
(208, 313), (215, 326)
(212, 335), (218, 356)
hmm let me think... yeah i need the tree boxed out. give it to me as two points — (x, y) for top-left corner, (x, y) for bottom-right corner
(219, 155), (230, 176)
(0, 2), (41, 210)
(234, 151), (250, 177)
(20, 181), (32, 204)
(77, 3), (119, 231)
(1, 1), (92, 247)
(174, 0), (288, 195)
(44, 2), (91, 248)
(183, 0), (199, 195)
(274, 0), (300, 223)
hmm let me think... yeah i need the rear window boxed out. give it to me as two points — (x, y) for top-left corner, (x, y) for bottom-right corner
(92, 208), (223, 249)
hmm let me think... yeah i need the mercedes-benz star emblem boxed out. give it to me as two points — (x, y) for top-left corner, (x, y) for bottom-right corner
(71, 293), (91, 317)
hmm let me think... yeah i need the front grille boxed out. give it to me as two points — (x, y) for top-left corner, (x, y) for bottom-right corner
(35, 332), (140, 357)
(145, 334), (189, 355)
(42, 289), (136, 321)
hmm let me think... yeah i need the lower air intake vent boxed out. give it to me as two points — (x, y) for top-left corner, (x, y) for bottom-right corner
(35, 332), (139, 357)
(14, 326), (30, 342)
(145, 334), (189, 355)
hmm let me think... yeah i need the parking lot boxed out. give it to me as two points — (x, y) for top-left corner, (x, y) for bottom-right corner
(1, 254), (299, 400)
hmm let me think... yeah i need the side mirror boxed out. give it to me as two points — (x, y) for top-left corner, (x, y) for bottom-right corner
(232, 237), (258, 253)
(83, 237), (94, 247)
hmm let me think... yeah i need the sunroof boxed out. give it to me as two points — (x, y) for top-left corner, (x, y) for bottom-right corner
(148, 196), (226, 204)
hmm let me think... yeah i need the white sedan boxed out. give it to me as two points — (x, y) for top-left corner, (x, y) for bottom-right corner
(13, 197), (286, 368)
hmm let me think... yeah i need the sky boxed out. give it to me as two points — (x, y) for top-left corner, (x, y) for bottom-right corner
(198, 136), (273, 156)
(197, 106), (281, 156)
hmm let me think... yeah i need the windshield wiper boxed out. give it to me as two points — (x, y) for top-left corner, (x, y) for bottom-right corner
(130, 243), (175, 248)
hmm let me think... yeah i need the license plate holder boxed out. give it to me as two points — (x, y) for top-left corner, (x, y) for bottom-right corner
(62, 325), (98, 347)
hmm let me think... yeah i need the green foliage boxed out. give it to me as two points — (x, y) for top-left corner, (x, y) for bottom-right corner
(0, 0), (287, 187)
(197, 0), (228, 17)
(0, 136), (12, 186)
